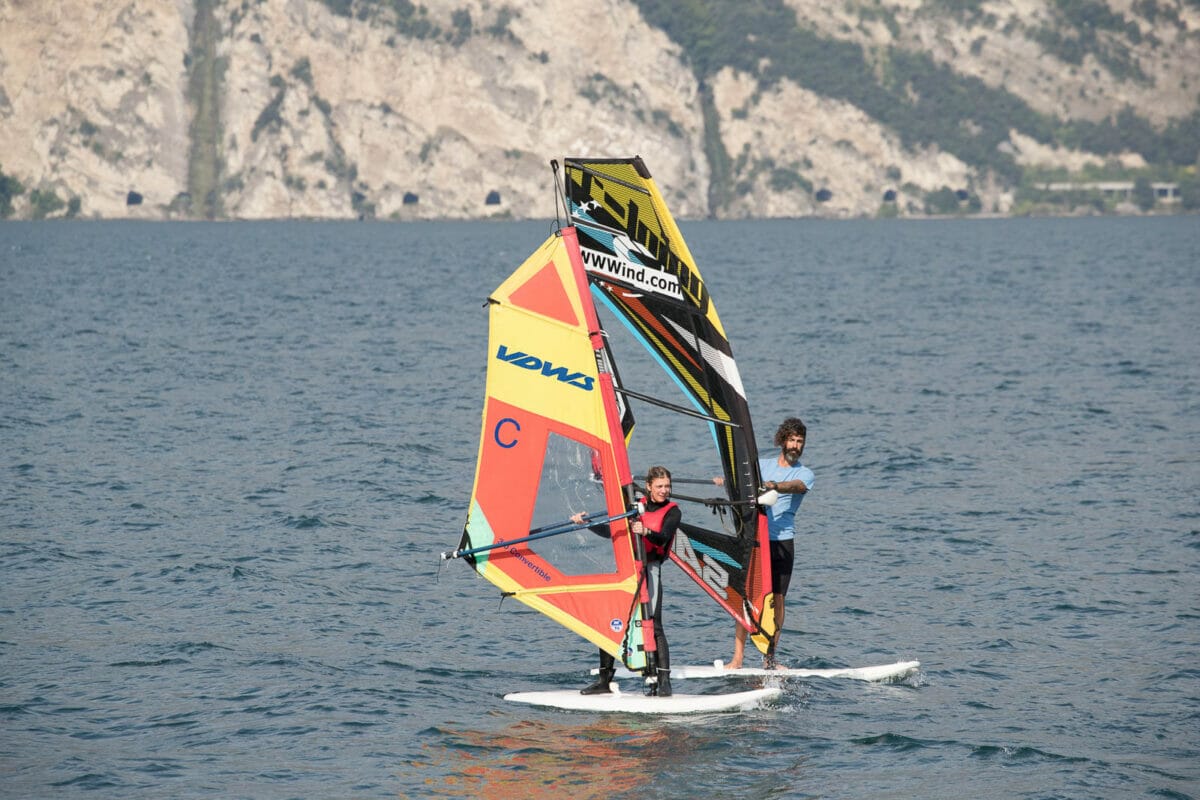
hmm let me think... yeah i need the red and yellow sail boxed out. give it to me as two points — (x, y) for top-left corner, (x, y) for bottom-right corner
(458, 227), (653, 669)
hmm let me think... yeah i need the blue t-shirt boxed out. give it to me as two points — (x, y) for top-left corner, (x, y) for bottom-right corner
(760, 457), (815, 541)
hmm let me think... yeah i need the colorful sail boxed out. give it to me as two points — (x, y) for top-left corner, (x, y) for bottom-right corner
(563, 156), (776, 653)
(454, 226), (657, 670)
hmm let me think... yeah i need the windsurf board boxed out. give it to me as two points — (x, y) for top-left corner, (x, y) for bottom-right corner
(504, 685), (782, 714)
(602, 659), (920, 683)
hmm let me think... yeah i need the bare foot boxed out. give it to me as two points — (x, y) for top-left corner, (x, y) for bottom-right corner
(724, 659), (742, 670)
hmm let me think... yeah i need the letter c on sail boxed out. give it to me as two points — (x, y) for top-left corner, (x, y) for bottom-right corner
(495, 417), (520, 448)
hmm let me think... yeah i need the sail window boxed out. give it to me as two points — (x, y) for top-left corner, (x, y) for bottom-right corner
(525, 433), (617, 576)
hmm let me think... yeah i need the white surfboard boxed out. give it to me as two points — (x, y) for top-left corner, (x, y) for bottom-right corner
(504, 685), (782, 714)
(604, 659), (920, 683)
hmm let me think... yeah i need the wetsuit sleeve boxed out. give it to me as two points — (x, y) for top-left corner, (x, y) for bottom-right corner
(587, 522), (611, 539)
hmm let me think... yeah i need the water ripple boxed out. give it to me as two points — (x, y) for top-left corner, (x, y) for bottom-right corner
(2, 218), (1197, 799)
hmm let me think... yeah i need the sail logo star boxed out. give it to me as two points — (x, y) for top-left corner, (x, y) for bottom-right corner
(569, 171), (710, 312)
(495, 344), (595, 391)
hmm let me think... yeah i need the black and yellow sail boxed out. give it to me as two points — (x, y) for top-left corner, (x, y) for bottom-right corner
(562, 157), (776, 652)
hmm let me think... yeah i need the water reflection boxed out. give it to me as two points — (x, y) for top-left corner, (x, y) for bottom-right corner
(426, 718), (672, 799)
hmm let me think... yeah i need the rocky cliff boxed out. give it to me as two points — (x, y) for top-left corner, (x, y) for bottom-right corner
(1, 0), (1197, 220)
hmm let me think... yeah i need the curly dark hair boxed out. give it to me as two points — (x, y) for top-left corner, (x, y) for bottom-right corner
(773, 417), (807, 448)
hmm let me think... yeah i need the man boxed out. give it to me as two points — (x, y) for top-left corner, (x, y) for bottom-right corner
(727, 417), (814, 669)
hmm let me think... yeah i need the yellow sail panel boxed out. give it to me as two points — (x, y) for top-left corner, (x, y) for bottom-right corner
(459, 228), (648, 669)
(484, 230), (615, 462)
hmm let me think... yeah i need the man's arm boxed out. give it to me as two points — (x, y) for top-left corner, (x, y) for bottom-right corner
(763, 479), (807, 494)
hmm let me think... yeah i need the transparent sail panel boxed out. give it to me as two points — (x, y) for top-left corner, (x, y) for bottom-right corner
(527, 432), (618, 576)
(594, 303), (738, 538)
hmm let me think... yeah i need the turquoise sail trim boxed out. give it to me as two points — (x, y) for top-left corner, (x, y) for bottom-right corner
(690, 538), (741, 570)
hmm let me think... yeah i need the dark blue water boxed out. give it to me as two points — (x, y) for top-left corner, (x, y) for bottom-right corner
(2, 217), (1197, 799)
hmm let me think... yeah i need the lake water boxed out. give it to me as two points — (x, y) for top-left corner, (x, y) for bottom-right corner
(2, 216), (1197, 799)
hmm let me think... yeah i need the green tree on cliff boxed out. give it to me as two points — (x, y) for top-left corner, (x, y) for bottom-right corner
(0, 166), (25, 219)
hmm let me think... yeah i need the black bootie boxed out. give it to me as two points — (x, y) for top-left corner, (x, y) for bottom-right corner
(655, 668), (672, 697)
(580, 668), (615, 695)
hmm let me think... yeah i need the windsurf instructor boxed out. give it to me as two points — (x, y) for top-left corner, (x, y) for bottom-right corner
(574, 466), (679, 697)
(727, 417), (814, 670)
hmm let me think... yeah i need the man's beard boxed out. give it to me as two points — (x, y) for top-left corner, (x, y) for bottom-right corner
(784, 447), (802, 464)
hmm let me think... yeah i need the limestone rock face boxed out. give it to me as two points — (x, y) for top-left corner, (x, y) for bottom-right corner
(215, 0), (707, 220)
(713, 68), (983, 218)
(0, 0), (193, 218)
(785, 0), (1200, 127)
(0, 0), (1195, 219)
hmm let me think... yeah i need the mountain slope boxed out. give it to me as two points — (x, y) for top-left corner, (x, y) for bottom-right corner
(0, 0), (1196, 219)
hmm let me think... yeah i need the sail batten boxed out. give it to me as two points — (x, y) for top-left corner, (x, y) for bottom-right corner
(612, 386), (741, 427)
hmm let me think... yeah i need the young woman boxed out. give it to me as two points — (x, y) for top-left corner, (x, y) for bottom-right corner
(576, 466), (679, 697)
